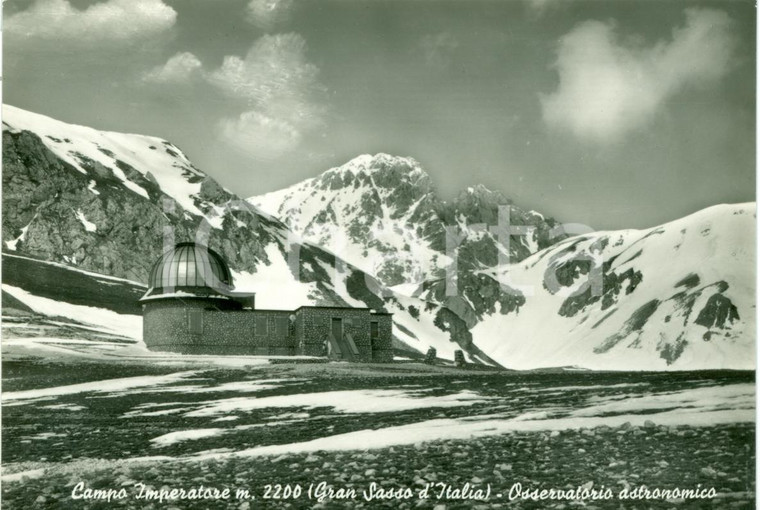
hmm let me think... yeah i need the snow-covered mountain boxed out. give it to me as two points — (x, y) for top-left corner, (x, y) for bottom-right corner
(250, 154), (561, 288)
(250, 155), (755, 371)
(253, 154), (444, 286)
(2, 105), (497, 364)
(3, 105), (755, 370)
(472, 203), (756, 370)
(249, 154), (567, 336)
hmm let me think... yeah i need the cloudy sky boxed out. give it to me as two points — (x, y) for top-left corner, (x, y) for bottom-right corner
(4, 0), (755, 229)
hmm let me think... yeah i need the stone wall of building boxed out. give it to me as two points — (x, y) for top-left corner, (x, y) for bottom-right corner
(143, 299), (297, 355)
(143, 299), (392, 361)
(371, 312), (394, 363)
(298, 307), (373, 362)
(143, 298), (224, 354)
(233, 309), (296, 355)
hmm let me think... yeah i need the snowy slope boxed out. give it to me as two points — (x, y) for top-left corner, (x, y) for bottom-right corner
(472, 203), (756, 370)
(3, 104), (209, 216)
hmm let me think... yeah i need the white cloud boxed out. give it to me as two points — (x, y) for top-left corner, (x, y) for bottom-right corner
(137, 33), (325, 159)
(217, 111), (302, 161)
(5, 0), (177, 45)
(208, 34), (320, 106)
(142, 52), (203, 84)
(541, 8), (736, 143)
(208, 33), (325, 159)
(247, 0), (294, 31)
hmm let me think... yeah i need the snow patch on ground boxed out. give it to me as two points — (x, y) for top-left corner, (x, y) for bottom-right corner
(4, 371), (198, 405)
(151, 429), (226, 447)
(184, 389), (490, 418)
(1, 469), (46, 483)
(574, 383), (755, 416)
(5, 215), (36, 251)
(2, 284), (141, 339)
(87, 179), (100, 195)
(187, 383), (754, 460)
(40, 403), (87, 411)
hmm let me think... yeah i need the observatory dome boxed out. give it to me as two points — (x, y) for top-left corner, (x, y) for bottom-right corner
(146, 242), (233, 296)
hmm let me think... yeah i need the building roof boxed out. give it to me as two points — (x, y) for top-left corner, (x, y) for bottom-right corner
(142, 242), (233, 300)
(295, 305), (392, 315)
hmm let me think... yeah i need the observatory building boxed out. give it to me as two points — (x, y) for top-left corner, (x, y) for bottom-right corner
(139, 242), (393, 362)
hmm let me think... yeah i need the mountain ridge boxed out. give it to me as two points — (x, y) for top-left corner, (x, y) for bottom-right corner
(2, 104), (755, 370)
(250, 156), (755, 371)
(250, 153), (562, 288)
(2, 104), (500, 364)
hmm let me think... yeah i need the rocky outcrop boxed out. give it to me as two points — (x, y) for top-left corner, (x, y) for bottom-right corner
(3, 129), (272, 282)
(696, 293), (739, 330)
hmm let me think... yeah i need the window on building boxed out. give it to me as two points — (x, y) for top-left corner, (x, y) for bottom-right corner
(187, 309), (203, 334)
(370, 321), (379, 339)
(275, 317), (288, 336)
(255, 316), (268, 336)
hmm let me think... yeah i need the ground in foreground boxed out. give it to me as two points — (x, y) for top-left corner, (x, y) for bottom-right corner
(1, 358), (754, 509)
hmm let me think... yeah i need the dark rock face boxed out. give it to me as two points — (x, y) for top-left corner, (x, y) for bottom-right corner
(433, 184), (562, 263)
(199, 176), (231, 204)
(590, 272), (743, 364)
(0, 130), (336, 299)
(556, 266), (643, 318)
(696, 293), (740, 329)
(542, 237), (645, 319)
(2, 129), (302, 286)
(659, 334), (688, 365)
(675, 273), (701, 289)
(3, 130), (175, 282)
(346, 270), (386, 311)
(432, 307), (500, 366)
(594, 299), (660, 354)
(396, 180), (562, 325)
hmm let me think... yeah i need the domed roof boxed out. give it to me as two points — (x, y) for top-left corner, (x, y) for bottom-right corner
(147, 242), (233, 295)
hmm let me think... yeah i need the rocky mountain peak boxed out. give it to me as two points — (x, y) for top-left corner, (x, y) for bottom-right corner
(315, 153), (432, 194)
(340, 153), (422, 174)
(459, 183), (510, 202)
(447, 184), (512, 219)
(251, 150), (566, 298)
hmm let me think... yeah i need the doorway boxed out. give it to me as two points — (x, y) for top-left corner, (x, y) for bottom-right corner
(331, 318), (342, 341)
(326, 318), (343, 359)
